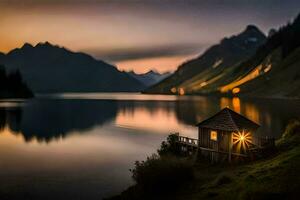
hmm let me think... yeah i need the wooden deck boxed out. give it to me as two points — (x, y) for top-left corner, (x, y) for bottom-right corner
(176, 135), (248, 158)
(177, 136), (198, 147)
(175, 133), (276, 162)
(175, 133), (275, 157)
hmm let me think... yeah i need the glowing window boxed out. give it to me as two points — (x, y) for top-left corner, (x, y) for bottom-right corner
(210, 131), (217, 141)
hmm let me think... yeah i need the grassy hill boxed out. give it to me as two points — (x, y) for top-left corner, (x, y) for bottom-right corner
(145, 25), (266, 94)
(108, 120), (300, 200)
(214, 13), (300, 98)
(236, 47), (300, 98)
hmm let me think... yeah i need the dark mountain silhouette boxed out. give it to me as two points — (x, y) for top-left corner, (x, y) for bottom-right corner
(145, 25), (267, 94)
(0, 52), (5, 60)
(129, 70), (171, 87)
(0, 65), (33, 98)
(0, 42), (144, 93)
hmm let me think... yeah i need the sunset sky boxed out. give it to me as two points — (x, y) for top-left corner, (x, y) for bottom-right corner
(0, 0), (299, 73)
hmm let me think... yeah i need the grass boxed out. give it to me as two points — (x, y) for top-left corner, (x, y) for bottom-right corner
(190, 146), (300, 200)
(107, 121), (300, 200)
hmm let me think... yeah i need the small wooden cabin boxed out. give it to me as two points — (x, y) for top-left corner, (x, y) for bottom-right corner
(196, 108), (260, 162)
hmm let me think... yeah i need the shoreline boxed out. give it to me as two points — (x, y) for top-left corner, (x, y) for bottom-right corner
(107, 120), (300, 200)
(142, 91), (300, 101)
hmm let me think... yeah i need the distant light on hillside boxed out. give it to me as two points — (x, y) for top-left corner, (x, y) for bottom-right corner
(179, 88), (185, 95)
(232, 87), (241, 94)
(171, 87), (177, 94)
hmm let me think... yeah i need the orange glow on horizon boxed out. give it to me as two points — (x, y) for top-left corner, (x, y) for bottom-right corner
(115, 54), (196, 74)
(0, 42), (198, 73)
(0, 41), (22, 53)
(0, 4), (201, 73)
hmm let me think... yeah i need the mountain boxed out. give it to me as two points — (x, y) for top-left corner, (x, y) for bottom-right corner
(221, 13), (300, 98)
(0, 42), (144, 93)
(129, 70), (171, 87)
(0, 65), (33, 98)
(0, 52), (5, 63)
(145, 25), (267, 94)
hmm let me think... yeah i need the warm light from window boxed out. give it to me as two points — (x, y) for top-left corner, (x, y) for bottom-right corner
(210, 130), (217, 141)
(240, 135), (245, 141)
(233, 131), (252, 152)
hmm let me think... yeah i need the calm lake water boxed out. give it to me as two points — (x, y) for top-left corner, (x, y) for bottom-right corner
(1, 93), (300, 199)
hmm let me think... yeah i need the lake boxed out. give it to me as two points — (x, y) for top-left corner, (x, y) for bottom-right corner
(1, 93), (300, 200)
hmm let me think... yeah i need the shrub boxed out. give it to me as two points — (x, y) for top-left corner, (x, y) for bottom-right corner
(130, 154), (194, 193)
(157, 133), (181, 156)
(213, 174), (232, 186)
(277, 120), (300, 149)
(282, 120), (300, 139)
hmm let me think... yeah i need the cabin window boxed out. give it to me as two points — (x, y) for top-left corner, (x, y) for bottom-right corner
(210, 130), (217, 141)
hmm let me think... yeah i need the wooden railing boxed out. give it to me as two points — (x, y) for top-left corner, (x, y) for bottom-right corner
(177, 135), (198, 147)
(175, 134), (248, 157)
(175, 133), (275, 159)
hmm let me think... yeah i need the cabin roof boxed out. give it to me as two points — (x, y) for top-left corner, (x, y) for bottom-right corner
(196, 108), (259, 132)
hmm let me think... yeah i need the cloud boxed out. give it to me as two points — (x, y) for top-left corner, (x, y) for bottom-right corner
(83, 43), (205, 62)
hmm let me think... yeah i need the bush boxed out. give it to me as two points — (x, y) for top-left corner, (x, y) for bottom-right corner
(157, 133), (181, 156)
(130, 154), (194, 193)
(213, 174), (232, 186)
(277, 120), (300, 149)
(282, 120), (300, 139)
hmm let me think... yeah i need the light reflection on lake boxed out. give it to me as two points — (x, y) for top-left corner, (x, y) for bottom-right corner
(0, 93), (299, 199)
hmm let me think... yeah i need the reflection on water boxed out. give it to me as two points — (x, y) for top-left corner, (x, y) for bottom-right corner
(1, 100), (118, 142)
(115, 102), (195, 136)
(0, 93), (300, 199)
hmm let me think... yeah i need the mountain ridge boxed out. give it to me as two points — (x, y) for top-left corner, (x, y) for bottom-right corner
(145, 13), (300, 99)
(129, 70), (171, 87)
(227, 13), (300, 98)
(0, 42), (145, 93)
(145, 25), (267, 94)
